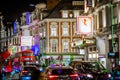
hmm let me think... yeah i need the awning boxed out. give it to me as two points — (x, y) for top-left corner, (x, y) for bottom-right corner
(0, 51), (10, 61)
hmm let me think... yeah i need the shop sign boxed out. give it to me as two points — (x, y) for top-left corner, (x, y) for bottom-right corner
(75, 40), (83, 46)
(21, 36), (33, 46)
(108, 52), (115, 58)
(76, 16), (93, 35)
(8, 46), (17, 55)
(85, 39), (95, 44)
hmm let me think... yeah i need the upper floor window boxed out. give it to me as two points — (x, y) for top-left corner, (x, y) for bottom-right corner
(43, 28), (46, 37)
(50, 22), (58, 36)
(73, 23), (77, 35)
(74, 11), (79, 18)
(62, 11), (68, 18)
(1, 31), (4, 38)
(62, 22), (69, 36)
(11, 27), (13, 35)
(52, 43), (57, 52)
(62, 39), (69, 52)
(50, 39), (58, 52)
(63, 41), (69, 52)
(72, 1), (84, 6)
(51, 26), (57, 36)
(63, 27), (68, 36)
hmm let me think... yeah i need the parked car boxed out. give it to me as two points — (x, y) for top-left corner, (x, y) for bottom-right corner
(20, 65), (39, 80)
(111, 65), (120, 80)
(44, 65), (80, 80)
(70, 61), (111, 80)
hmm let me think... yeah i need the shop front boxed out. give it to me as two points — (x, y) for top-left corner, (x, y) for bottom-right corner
(41, 53), (85, 66)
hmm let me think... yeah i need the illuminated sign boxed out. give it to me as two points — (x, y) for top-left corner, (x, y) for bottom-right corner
(108, 52), (115, 58)
(26, 12), (30, 25)
(21, 36), (33, 46)
(31, 44), (39, 56)
(13, 21), (17, 34)
(77, 16), (93, 35)
(8, 46), (17, 55)
(85, 39), (95, 44)
(75, 40), (83, 46)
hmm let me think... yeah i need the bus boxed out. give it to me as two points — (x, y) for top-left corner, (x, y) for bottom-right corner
(17, 50), (36, 65)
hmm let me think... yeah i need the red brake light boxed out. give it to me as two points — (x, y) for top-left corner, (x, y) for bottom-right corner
(22, 70), (28, 73)
(70, 74), (78, 77)
(49, 75), (59, 78)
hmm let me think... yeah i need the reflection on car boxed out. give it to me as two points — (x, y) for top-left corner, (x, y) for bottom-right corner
(44, 65), (80, 80)
(70, 61), (111, 80)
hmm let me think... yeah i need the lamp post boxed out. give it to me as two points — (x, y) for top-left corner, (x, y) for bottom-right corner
(110, 1), (114, 52)
(110, 0), (116, 71)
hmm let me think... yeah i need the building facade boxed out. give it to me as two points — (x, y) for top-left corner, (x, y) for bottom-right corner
(85, 0), (120, 70)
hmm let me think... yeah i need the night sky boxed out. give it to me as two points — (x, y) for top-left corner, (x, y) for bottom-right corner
(0, 0), (46, 23)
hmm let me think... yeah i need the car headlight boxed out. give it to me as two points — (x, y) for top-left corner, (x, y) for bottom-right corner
(87, 74), (93, 78)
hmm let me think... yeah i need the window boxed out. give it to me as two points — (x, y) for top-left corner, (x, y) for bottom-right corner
(52, 43), (57, 52)
(62, 23), (69, 36)
(73, 23), (77, 35)
(62, 27), (68, 36)
(50, 39), (58, 52)
(43, 28), (46, 37)
(51, 26), (57, 36)
(62, 40), (69, 52)
(8, 28), (10, 36)
(62, 11), (68, 18)
(1, 31), (4, 38)
(74, 11), (79, 18)
(50, 23), (58, 36)
(88, 46), (97, 53)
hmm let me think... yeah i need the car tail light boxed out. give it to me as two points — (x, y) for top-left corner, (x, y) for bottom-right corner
(22, 70), (28, 73)
(49, 75), (59, 78)
(70, 74), (78, 77)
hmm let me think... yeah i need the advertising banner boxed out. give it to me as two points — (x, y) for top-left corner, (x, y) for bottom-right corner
(21, 36), (33, 46)
(8, 45), (17, 55)
(76, 16), (93, 35)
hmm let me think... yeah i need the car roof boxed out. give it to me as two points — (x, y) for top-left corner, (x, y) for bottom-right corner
(70, 61), (99, 64)
(71, 61), (97, 62)
(22, 65), (39, 69)
(46, 66), (73, 70)
(23, 65), (37, 67)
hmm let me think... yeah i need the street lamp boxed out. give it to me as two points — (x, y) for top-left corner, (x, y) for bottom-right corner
(109, 0), (117, 71)
(110, 1), (114, 52)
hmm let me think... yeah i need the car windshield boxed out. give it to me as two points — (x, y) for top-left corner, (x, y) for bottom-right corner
(83, 62), (105, 71)
(51, 68), (74, 75)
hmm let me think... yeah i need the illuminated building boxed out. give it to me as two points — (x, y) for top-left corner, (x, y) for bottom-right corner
(35, 0), (85, 62)
(85, 0), (120, 70)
